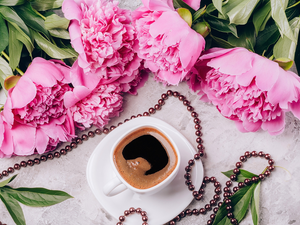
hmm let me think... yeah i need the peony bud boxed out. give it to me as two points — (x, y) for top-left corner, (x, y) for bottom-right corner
(274, 58), (294, 71)
(177, 8), (192, 27)
(192, 22), (211, 38)
(4, 75), (21, 90)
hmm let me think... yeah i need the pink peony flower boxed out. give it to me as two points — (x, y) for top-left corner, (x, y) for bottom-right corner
(0, 58), (75, 157)
(191, 47), (300, 135)
(132, 0), (205, 85)
(62, 0), (145, 92)
(64, 64), (123, 129)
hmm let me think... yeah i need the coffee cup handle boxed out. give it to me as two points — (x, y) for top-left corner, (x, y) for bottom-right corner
(103, 176), (127, 197)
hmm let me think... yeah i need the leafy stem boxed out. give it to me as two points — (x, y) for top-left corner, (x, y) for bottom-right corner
(0, 175), (73, 225)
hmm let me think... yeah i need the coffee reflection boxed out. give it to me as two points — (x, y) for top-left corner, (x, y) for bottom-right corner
(113, 127), (178, 189)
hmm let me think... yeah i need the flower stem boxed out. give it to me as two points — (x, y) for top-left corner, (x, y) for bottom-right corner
(287, 0), (300, 9)
(15, 67), (24, 75)
(32, 8), (46, 20)
(1, 51), (10, 61)
(262, 166), (268, 174)
(1, 51), (24, 75)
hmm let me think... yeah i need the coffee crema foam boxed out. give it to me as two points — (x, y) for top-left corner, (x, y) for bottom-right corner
(113, 127), (178, 189)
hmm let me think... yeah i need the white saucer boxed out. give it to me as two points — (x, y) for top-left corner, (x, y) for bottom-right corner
(86, 117), (203, 225)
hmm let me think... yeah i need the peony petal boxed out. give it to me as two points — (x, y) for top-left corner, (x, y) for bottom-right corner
(3, 93), (14, 126)
(237, 55), (279, 89)
(149, 11), (186, 45)
(242, 119), (262, 132)
(0, 120), (14, 157)
(69, 22), (86, 56)
(49, 60), (71, 83)
(179, 28), (205, 69)
(64, 86), (92, 108)
(261, 113), (285, 135)
(268, 70), (300, 109)
(41, 119), (69, 142)
(206, 48), (254, 75)
(127, 71), (149, 95)
(157, 70), (184, 85)
(12, 123), (36, 155)
(290, 101), (300, 119)
(62, 0), (83, 21)
(141, 0), (174, 11)
(200, 48), (235, 60)
(235, 121), (248, 133)
(35, 128), (49, 154)
(24, 58), (64, 87)
(64, 110), (76, 137)
(70, 60), (101, 89)
(183, 0), (200, 10)
(10, 76), (36, 109)
(0, 116), (4, 144)
(254, 57), (279, 91)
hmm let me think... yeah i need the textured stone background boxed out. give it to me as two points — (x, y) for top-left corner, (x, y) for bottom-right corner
(0, 1), (299, 224)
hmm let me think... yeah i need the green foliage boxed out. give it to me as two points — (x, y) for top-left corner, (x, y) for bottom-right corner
(0, 0), (74, 72)
(0, 175), (72, 225)
(213, 168), (262, 225)
(0, 15), (8, 53)
(193, 0), (300, 65)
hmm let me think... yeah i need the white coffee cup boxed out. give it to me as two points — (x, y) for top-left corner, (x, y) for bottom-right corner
(103, 124), (181, 197)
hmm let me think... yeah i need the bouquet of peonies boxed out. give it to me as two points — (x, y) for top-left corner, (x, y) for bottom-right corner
(0, 0), (300, 157)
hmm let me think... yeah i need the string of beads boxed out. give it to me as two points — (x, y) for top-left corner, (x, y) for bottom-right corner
(0, 90), (274, 225)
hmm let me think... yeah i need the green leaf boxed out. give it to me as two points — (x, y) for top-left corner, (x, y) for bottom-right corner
(0, 175), (17, 187)
(228, 23), (256, 50)
(211, 34), (235, 48)
(206, 2), (217, 14)
(270, 0), (296, 42)
(222, 169), (258, 183)
(213, 183), (258, 225)
(13, 2), (50, 38)
(227, 0), (260, 25)
(251, 182), (261, 225)
(255, 23), (280, 55)
(48, 28), (70, 39)
(0, 190), (26, 225)
(0, 5), (30, 37)
(7, 21), (34, 57)
(0, 55), (13, 89)
(233, 183), (258, 222)
(173, 0), (196, 14)
(0, 0), (26, 6)
(273, 17), (300, 60)
(253, 1), (271, 35)
(3, 186), (73, 207)
(0, 15), (9, 53)
(295, 29), (300, 73)
(212, 0), (224, 16)
(30, 0), (63, 11)
(8, 23), (23, 70)
(31, 29), (77, 59)
(205, 14), (238, 37)
(212, 201), (232, 225)
(222, 0), (240, 16)
(45, 14), (70, 30)
(193, 6), (206, 21)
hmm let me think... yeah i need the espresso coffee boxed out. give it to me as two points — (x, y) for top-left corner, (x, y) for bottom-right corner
(113, 127), (178, 189)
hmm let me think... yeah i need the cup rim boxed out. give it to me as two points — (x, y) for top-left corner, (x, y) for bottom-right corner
(110, 124), (181, 194)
